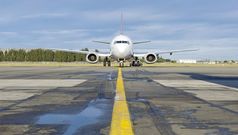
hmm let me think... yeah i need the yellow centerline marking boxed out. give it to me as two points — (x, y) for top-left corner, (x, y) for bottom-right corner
(110, 68), (134, 135)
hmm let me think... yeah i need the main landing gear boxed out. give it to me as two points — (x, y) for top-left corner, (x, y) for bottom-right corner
(130, 57), (142, 67)
(130, 60), (142, 67)
(103, 57), (111, 67)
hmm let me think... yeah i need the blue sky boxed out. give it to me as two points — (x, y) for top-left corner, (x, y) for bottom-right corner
(0, 0), (238, 60)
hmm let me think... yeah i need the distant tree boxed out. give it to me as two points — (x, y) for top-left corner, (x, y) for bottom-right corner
(43, 50), (54, 61)
(0, 48), (88, 62)
(0, 50), (4, 61)
(26, 50), (35, 61)
(171, 60), (176, 63)
(4, 49), (17, 61)
(16, 49), (26, 61)
(37, 49), (44, 61)
(26, 49), (35, 61)
(95, 49), (99, 52)
(54, 51), (68, 62)
(67, 53), (76, 62)
(26, 49), (44, 61)
(157, 57), (165, 63)
(54, 51), (62, 62)
(157, 56), (173, 63)
(75, 53), (86, 61)
(4, 51), (8, 61)
(165, 59), (172, 62)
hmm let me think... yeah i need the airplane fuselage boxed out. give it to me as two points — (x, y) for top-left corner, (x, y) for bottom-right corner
(110, 34), (133, 61)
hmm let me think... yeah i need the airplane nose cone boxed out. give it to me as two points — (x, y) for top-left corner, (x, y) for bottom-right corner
(113, 45), (129, 58)
(117, 45), (127, 53)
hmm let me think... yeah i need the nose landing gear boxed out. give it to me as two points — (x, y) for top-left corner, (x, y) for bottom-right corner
(119, 61), (124, 67)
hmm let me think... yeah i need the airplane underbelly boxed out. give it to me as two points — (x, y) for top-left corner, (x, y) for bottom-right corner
(111, 44), (133, 60)
(112, 49), (132, 60)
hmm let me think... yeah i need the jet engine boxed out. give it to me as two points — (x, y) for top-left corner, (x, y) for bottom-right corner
(144, 53), (157, 64)
(86, 53), (99, 64)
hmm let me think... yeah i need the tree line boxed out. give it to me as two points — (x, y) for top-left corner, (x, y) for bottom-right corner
(157, 57), (176, 63)
(0, 49), (86, 62)
(0, 48), (175, 63)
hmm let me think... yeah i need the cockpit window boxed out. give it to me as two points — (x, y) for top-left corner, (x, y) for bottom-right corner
(114, 41), (129, 44)
(116, 41), (122, 43)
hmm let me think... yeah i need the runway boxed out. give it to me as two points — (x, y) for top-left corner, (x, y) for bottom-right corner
(0, 66), (238, 135)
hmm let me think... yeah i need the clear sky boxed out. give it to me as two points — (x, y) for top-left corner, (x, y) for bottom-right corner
(0, 0), (237, 60)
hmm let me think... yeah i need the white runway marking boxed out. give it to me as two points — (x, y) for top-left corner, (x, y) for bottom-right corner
(155, 79), (238, 101)
(0, 79), (86, 89)
(0, 92), (37, 101)
(0, 79), (86, 101)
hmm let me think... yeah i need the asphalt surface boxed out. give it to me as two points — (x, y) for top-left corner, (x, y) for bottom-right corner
(0, 66), (238, 135)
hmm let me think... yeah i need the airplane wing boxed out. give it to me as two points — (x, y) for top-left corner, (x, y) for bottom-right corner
(157, 49), (199, 55)
(49, 48), (111, 57)
(134, 49), (199, 57)
(92, 41), (110, 44)
(133, 53), (147, 58)
(133, 41), (151, 44)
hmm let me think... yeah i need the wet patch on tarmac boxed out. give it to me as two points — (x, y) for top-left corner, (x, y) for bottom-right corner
(36, 98), (112, 135)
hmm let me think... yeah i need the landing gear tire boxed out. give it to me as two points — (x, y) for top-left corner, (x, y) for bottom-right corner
(132, 61), (135, 66)
(131, 60), (142, 67)
(108, 61), (111, 67)
(103, 57), (111, 67)
(103, 60), (106, 67)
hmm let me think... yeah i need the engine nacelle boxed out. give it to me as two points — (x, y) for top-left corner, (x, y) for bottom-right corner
(144, 53), (157, 64)
(86, 53), (99, 64)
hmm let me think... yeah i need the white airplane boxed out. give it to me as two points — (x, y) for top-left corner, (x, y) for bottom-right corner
(54, 15), (198, 67)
